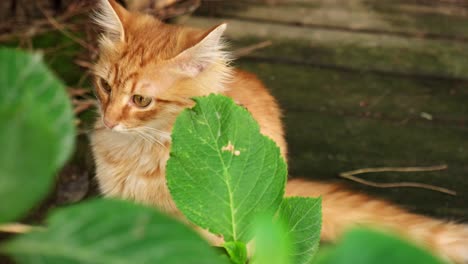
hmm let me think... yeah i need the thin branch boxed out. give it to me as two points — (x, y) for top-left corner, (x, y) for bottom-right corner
(74, 59), (94, 70)
(68, 87), (91, 97)
(0, 3), (91, 42)
(154, 0), (179, 9)
(73, 99), (97, 114)
(339, 164), (457, 196)
(0, 223), (39, 234)
(41, 41), (75, 54)
(37, 5), (96, 53)
(154, 0), (201, 19)
(234, 40), (272, 57)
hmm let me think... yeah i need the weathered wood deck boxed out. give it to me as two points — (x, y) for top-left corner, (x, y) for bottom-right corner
(182, 0), (468, 220)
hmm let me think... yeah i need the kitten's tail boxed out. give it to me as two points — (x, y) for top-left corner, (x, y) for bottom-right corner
(286, 178), (468, 264)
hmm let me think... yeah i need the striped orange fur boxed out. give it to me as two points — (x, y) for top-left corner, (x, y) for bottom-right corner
(90, 1), (468, 262)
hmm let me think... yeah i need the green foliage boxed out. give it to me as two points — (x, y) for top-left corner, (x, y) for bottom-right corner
(2, 199), (226, 264)
(251, 215), (292, 264)
(166, 95), (287, 243)
(314, 229), (445, 264)
(0, 48), (446, 264)
(0, 48), (75, 223)
(166, 95), (323, 263)
(223, 241), (248, 264)
(280, 197), (322, 264)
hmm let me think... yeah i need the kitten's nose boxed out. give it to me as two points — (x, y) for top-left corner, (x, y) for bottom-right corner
(103, 118), (118, 129)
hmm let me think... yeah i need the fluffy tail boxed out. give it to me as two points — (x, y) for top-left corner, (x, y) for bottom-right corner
(286, 178), (468, 264)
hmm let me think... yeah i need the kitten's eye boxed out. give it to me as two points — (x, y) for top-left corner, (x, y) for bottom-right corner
(133, 94), (152, 108)
(100, 79), (112, 93)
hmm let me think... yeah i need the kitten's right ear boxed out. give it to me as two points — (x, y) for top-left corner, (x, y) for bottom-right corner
(169, 24), (229, 78)
(93, 0), (129, 42)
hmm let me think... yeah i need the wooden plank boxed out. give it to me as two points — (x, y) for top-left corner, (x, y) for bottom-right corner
(189, 3), (468, 219)
(196, 0), (468, 40)
(183, 17), (468, 79)
(285, 111), (468, 219)
(234, 59), (468, 219)
(237, 60), (468, 123)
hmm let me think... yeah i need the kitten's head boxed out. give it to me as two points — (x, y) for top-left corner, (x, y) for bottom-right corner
(92, 0), (231, 136)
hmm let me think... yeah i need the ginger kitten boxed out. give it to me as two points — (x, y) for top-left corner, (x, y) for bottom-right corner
(90, 1), (468, 262)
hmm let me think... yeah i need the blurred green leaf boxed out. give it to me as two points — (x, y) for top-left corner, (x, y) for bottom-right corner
(167, 94), (287, 242)
(223, 241), (247, 264)
(1, 199), (226, 264)
(0, 47), (75, 223)
(251, 215), (292, 264)
(314, 228), (445, 264)
(280, 197), (322, 264)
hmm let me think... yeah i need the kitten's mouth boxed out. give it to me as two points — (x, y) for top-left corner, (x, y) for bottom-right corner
(98, 116), (171, 143)
(99, 121), (130, 133)
(111, 124), (128, 132)
(102, 122), (172, 144)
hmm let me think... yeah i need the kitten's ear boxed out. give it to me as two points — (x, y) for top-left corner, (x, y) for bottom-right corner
(171, 24), (229, 77)
(93, 0), (129, 42)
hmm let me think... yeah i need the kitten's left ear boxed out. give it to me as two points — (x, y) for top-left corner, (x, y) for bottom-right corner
(94, 0), (129, 42)
(171, 24), (229, 77)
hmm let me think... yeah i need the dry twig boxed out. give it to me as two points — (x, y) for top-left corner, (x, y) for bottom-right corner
(73, 99), (97, 114)
(0, 223), (37, 234)
(156, 0), (201, 19)
(74, 59), (95, 70)
(234, 40), (273, 57)
(339, 164), (457, 195)
(0, 3), (91, 42)
(37, 5), (96, 52)
(155, 0), (179, 9)
(68, 87), (90, 97)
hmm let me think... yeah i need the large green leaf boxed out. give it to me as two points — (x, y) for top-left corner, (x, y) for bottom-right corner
(314, 228), (444, 264)
(280, 197), (322, 264)
(1, 199), (226, 264)
(0, 48), (75, 222)
(251, 215), (292, 264)
(166, 94), (287, 242)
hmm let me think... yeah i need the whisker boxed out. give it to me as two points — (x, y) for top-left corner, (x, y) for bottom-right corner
(127, 128), (165, 149)
(140, 126), (171, 135)
(134, 130), (154, 145)
(138, 127), (172, 142)
(138, 129), (168, 150)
